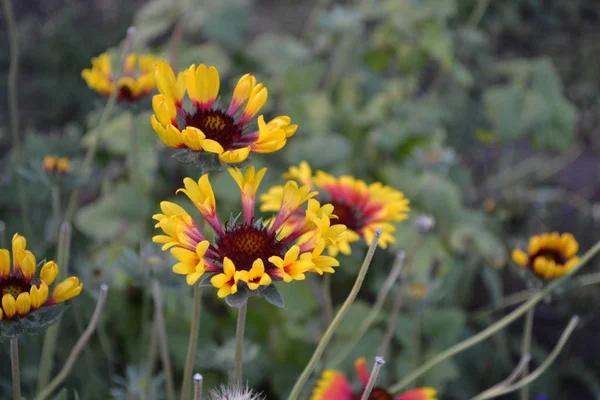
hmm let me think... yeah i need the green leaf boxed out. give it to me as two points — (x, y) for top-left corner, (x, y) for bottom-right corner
(485, 87), (524, 140)
(75, 183), (152, 244)
(225, 286), (249, 308)
(531, 59), (563, 99)
(422, 308), (465, 349)
(258, 284), (285, 308)
(0, 305), (68, 339)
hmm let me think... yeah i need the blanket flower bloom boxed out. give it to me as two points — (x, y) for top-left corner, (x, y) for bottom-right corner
(82, 53), (160, 101)
(152, 167), (349, 299)
(512, 232), (579, 279)
(0, 234), (83, 321)
(43, 155), (70, 175)
(311, 358), (437, 400)
(261, 162), (409, 255)
(150, 62), (297, 164)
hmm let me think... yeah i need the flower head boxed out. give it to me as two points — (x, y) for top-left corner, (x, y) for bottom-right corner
(150, 63), (297, 164)
(311, 358), (437, 400)
(0, 234), (83, 321)
(82, 53), (160, 101)
(512, 232), (579, 279)
(43, 155), (70, 175)
(261, 162), (410, 255)
(153, 167), (347, 301)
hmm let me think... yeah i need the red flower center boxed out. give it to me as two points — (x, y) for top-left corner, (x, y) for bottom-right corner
(531, 249), (566, 267)
(354, 387), (393, 400)
(185, 109), (243, 150)
(214, 224), (285, 271)
(330, 201), (364, 231)
(0, 277), (31, 299)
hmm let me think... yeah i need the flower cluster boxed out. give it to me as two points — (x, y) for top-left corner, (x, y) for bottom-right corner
(153, 166), (350, 298)
(261, 162), (410, 255)
(311, 358), (437, 400)
(150, 63), (297, 164)
(82, 53), (160, 101)
(43, 155), (70, 175)
(511, 232), (580, 279)
(0, 234), (83, 321)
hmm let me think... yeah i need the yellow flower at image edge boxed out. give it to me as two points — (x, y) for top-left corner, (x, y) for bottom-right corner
(512, 232), (580, 279)
(81, 53), (160, 101)
(0, 234), (82, 321)
(261, 162), (410, 255)
(150, 62), (297, 164)
(153, 166), (350, 300)
(311, 357), (437, 400)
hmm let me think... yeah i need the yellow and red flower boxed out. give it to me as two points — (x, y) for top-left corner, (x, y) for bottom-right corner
(511, 232), (580, 279)
(0, 234), (83, 321)
(82, 53), (160, 101)
(150, 62), (297, 164)
(43, 155), (70, 175)
(261, 162), (410, 255)
(153, 166), (349, 298)
(311, 358), (437, 400)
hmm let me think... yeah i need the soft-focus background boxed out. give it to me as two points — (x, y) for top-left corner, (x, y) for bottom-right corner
(1, 0), (600, 399)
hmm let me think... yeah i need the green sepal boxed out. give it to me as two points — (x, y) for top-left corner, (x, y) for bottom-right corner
(256, 284), (285, 308)
(0, 304), (69, 340)
(225, 283), (249, 308)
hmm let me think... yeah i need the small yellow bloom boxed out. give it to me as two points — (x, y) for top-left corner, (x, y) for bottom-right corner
(512, 232), (580, 279)
(43, 155), (71, 175)
(228, 166), (267, 224)
(82, 52), (162, 102)
(56, 157), (70, 174)
(236, 259), (272, 290)
(268, 245), (312, 282)
(171, 241), (210, 285)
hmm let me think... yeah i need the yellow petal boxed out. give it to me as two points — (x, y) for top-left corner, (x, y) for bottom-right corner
(41, 261), (59, 285)
(2, 294), (16, 318)
(51, 277), (83, 303)
(16, 292), (31, 316)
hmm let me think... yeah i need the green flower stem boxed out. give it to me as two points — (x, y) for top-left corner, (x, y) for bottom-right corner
(181, 285), (203, 400)
(144, 319), (159, 400)
(151, 280), (176, 400)
(233, 301), (248, 387)
(37, 222), (72, 392)
(51, 186), (61, 239)
(472, 355), (531, 399)
(287, 230), (382, 400)
(472, 270), (600, 320)
(65, 27), (136, 224)
(360, 357), (385, 400)
(519, 308), (535, 400)
(193, 374), (203, 400)
(330, 250), (405, 368)
(35, 285), (109, 400)
(10, 339), (20, 400)
(389, 239), (600, 395)
(2, 0), (31, 238)
(471, 316), (580, 400)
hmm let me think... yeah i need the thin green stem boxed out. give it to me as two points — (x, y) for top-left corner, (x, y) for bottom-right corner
(193, 374), (203, 400)
(10, 339), (20, 400)
(322, 273), (333, 327)
(472, 355), (531, 399)
(471, 316), (579, 400)
(35, 285), (109, 400)
(2, 0), (31, 237)
(65, 27), (136, 223)
(468, 0), (492, 27)
(360, 357), (385, 400)
(330, 250), (405, 368)
(233, 301), (248, 387)
(181, 285), (203, 400)
(37, 223), (72, 392)
(51, 186), (61, 239)
(144, 319), (159, 400)
(519, 308), (534, 400)
(287, 230), (382, 400)
(389, 239), (600, 394)
(151, 280), (176, 400)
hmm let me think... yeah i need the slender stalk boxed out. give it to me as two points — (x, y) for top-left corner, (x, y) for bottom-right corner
(360, 357), (385, 400)
(181, 285), (203, 400)
(471, 316), (579, 400)
(144, 319), (159, 400)
(233, 301), (249, 387)
(389, 240), (600, 394)
(322, 273), (333, 328)
(51, 185), (61, 239)
(128, 112), (140, 186)
(151, 280), (177, 400)
(193, 373), (203, 400)
(472, 355), (531, 399)
(468, 0), (492, 27)
(37, 222), (72, 392)
(65, 27), (136, 223)
(287, 230), (382, 400)
(2, 0), (31, 237)
(35, 284), (109, 400)
(10, 339), (20, 400)
(519, 308), (535, 400)
(330, 250), (405, 367)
